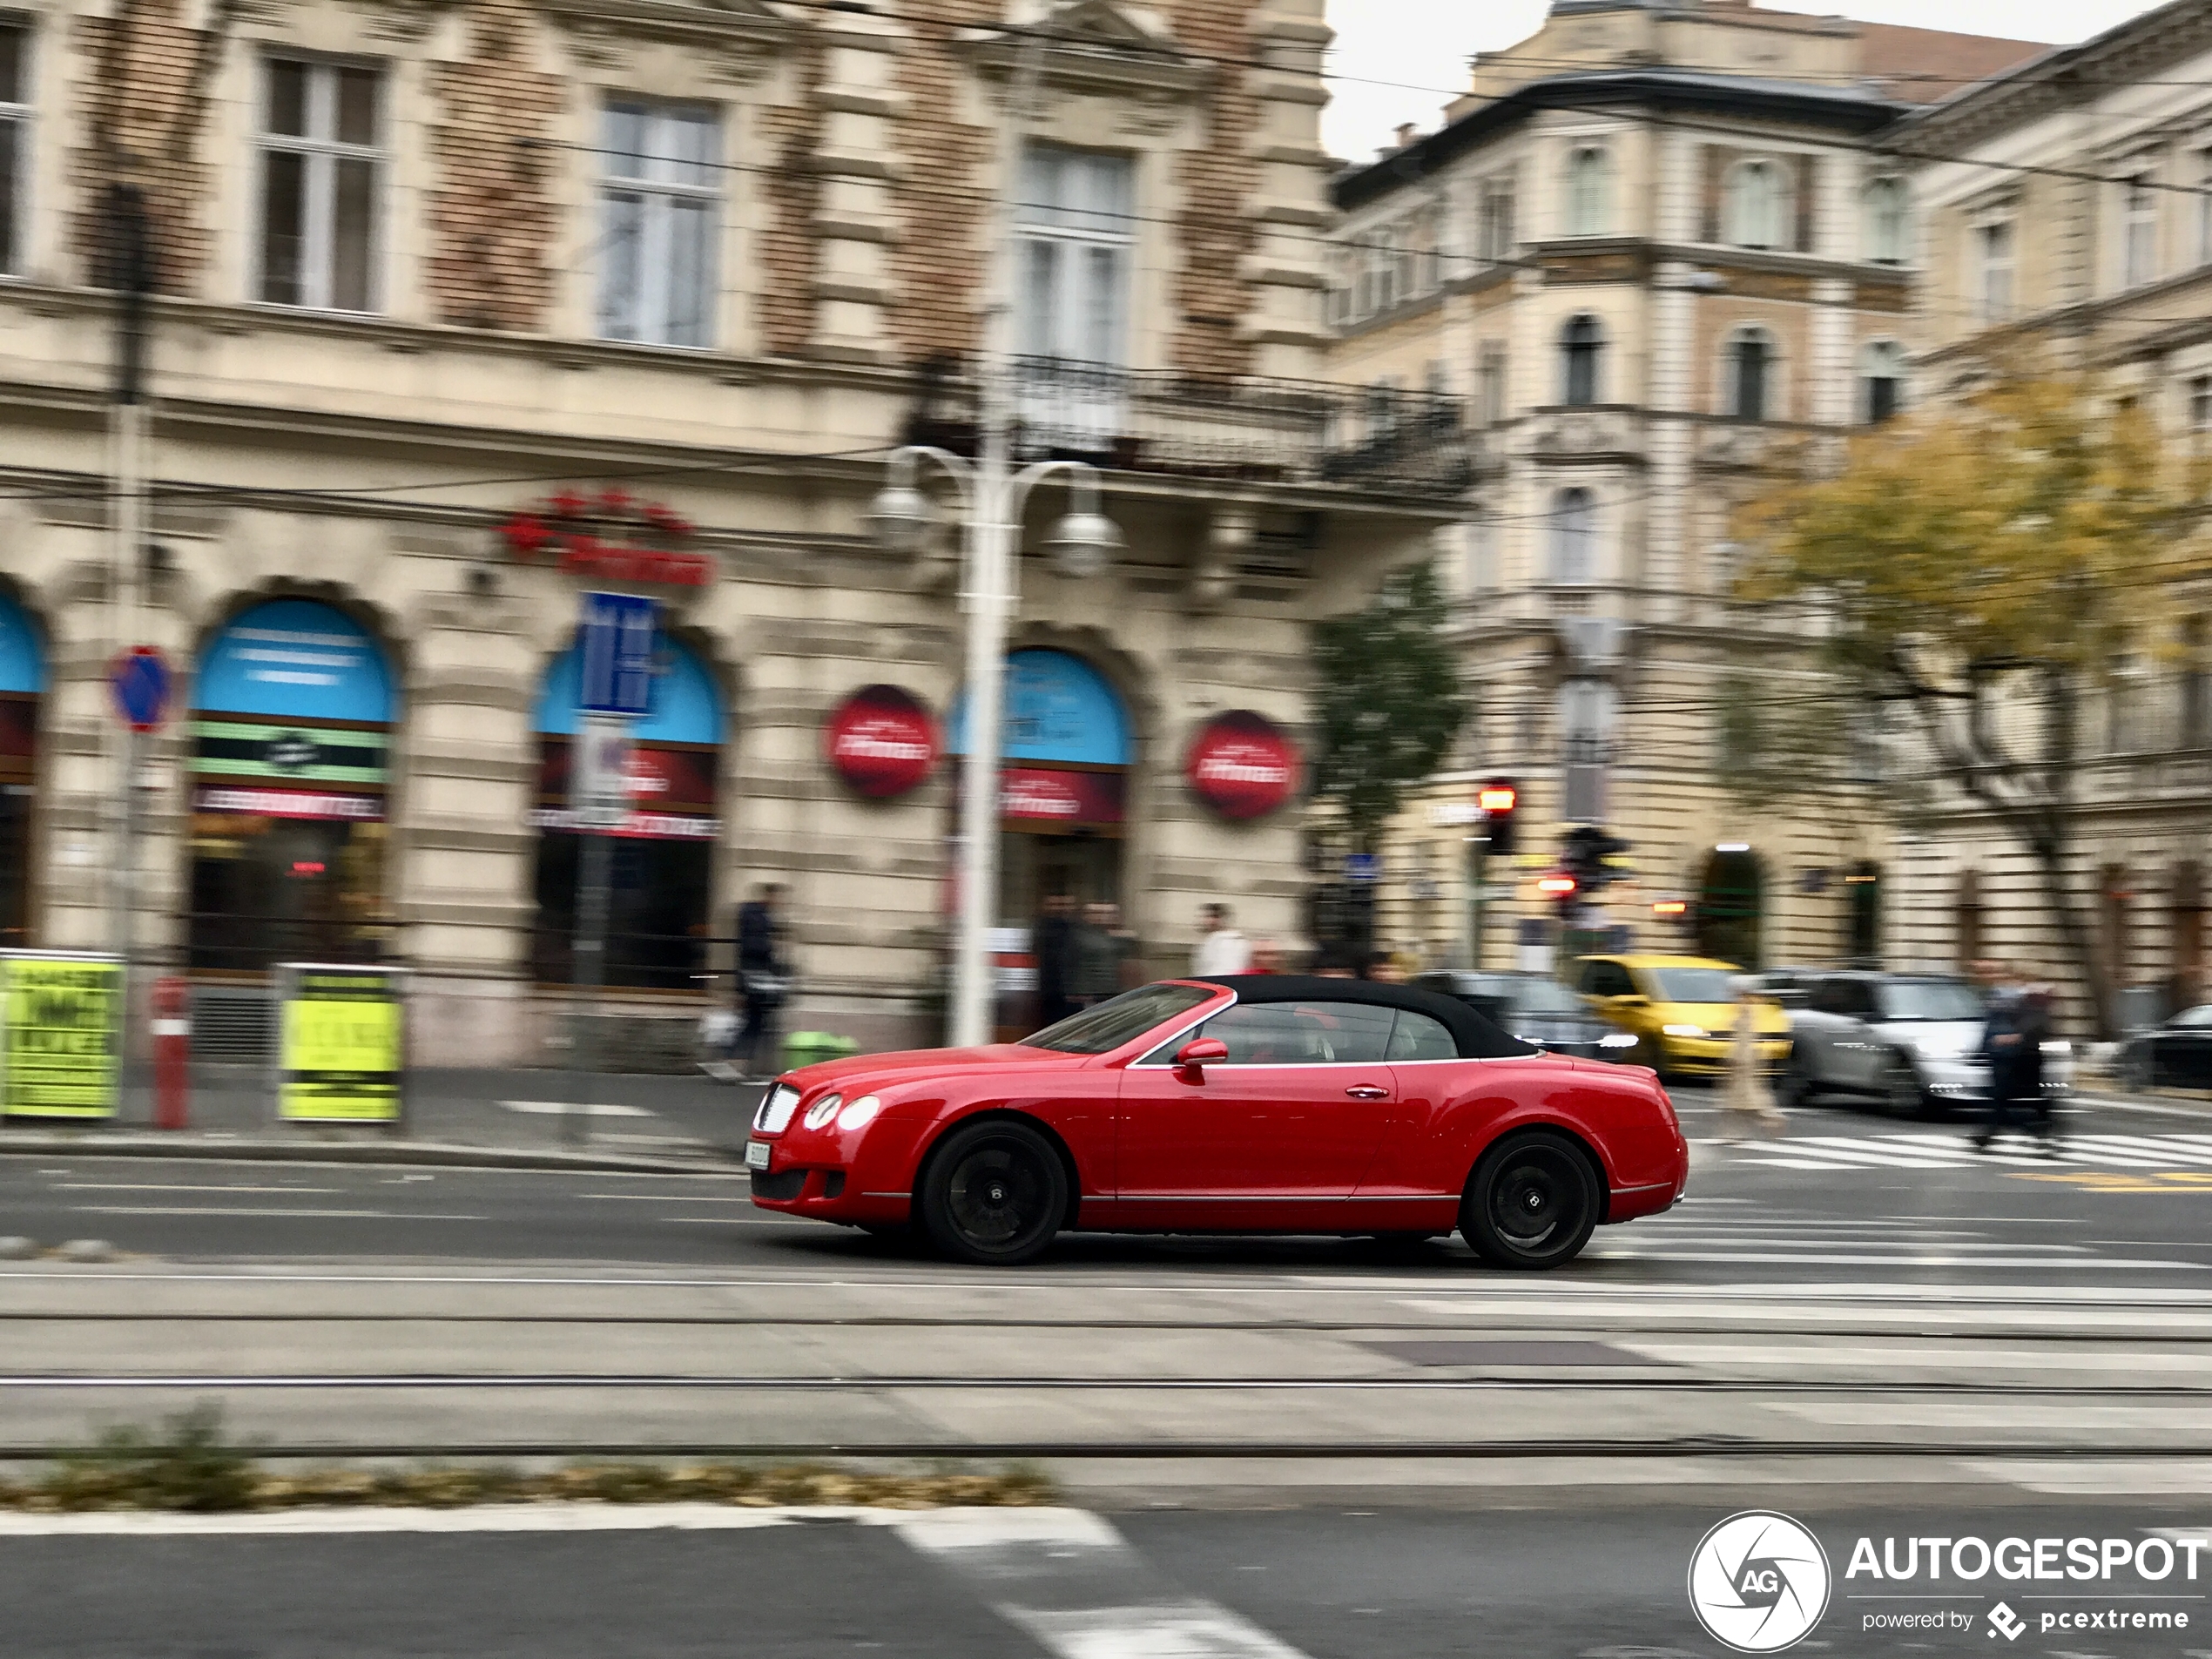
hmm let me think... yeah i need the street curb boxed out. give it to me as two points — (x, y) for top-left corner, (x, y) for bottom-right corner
(0, 1134), (745, 1177)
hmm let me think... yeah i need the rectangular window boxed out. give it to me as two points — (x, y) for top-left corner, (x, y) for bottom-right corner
(1976, 219), (2013, 324)
(1014, 145), (1133, 448)
(1476, 343), (1507, 426)
(1479, 180), (1514, 264)
(2199, 150), (2212, 266)
(597, 99), (719, 347)
(2190, 374), (2212, 434)
(0, 25), (26, 278)
(258, 57), (382, 312)
(2123, 173), (2157, 288)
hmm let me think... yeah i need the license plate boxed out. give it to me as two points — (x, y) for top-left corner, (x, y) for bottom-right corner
(745, 1141), (771, 1171)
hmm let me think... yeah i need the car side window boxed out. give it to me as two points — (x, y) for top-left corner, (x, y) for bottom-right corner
(1576, 960), (1608, 995)
(1386, 1010), (1458, 1062)
(1588, 962), (1634, 998)
(1809, 978), (1850, 1015)
(1841, 981), (1878, 1020)
(1177, 1001), (1399, 1064)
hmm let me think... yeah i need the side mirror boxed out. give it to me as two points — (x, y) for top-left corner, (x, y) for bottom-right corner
(1615, 994), (1650, 1008)
(1175, 1036), (1228, 1080)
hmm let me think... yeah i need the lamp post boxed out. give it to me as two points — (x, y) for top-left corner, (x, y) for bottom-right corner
(868, 448), (1121, 1049)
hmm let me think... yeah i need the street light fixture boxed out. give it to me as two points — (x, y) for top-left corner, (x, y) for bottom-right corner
(871, 442), (1119, 1048)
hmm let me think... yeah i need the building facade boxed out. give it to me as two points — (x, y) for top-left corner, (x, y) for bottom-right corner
(1320, 0), (2040, 975)
(1895, 0), (2212, 1027)
(0, 0), (1462, 1064)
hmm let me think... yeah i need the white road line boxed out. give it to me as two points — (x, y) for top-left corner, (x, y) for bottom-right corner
(1588, 1251), (2201, 1269)
(1966, 1460), (2212, 1495)
(497, 1100), (658, 1118)
(0, 1503), (832, 1537)
(577, 1193), (750, 1204)
(44, 1184), (347, 1194)
(893, 1507), (1314, 1659)
(71, 1206), (490, 1220)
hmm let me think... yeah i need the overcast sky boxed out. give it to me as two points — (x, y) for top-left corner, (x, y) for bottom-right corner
(1320, 0), (2165, 163)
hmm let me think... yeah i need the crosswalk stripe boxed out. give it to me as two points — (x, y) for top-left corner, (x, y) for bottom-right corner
(1718, 1130), (2212, 1172)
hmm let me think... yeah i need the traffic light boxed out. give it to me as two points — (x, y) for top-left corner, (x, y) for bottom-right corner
(1536, 873), (1577, 898)
(1477, 779), (1517, 859)
(1561, 826), (1630, 893)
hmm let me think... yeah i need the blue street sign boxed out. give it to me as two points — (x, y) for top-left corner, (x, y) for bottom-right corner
(108, 645), (172, 732)
(577, 591), (658, 717)
(1344, 853), (1380, 883)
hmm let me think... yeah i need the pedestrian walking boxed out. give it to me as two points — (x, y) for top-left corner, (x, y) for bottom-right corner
(1072, 901), (1123, 1008)
(1101, 901), (1144, 991)
(1192, 902), (1251, 976)
(1973, 964), (2039, 1154)
(1033, 893), (1078, 1028)
(1720, 979), (1785, 1143)
(711, 882), (789, 1082)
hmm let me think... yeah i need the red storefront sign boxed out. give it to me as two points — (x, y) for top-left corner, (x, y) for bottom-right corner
(501, 488), (712, 587)
(1185, 711), (1299, 820)
(537, 738), (717, 836)
(826, 685), (938, 799)
(999, 765), (1123, 827)
(193, 786), (384, 822)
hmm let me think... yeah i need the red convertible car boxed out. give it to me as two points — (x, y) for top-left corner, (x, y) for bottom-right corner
(746, 975), (1688, 1269)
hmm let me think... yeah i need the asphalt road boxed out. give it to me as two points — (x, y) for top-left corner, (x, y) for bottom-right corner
(4, 1501), (2208, 1658)
(2, 1087), (2207, 1280)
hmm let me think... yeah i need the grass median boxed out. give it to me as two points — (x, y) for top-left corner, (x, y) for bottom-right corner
(1, 1404), (1055, 1514)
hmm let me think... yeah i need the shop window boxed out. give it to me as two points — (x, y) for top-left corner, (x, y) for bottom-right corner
(187, 599), (398, 974)
(0, 588), (44, 948)
(1696, 845), (1765, 968)
(1560, 313), (1602, 406)
(531, 634), (723, 992)
(0, 24), (25, 277)
(1845, 860), (1882, 967)
(597, 98), (720, 347)
(259, 56), (383, 312)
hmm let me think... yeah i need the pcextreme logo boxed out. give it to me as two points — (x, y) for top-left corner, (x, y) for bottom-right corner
(1688, 1511), (1833, 1653)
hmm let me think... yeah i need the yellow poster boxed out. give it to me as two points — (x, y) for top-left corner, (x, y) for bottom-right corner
(2, 956), (123, 1118)
(278, 967), (403, 1122)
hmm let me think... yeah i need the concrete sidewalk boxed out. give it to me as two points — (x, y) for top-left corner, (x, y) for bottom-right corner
(0, 1065), (765, 1173)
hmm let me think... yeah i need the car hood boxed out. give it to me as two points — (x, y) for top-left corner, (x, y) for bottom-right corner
(1881, 1019), (1984, 1060)
(1662, 1002), (1789, 1035)
(780, 1043), (1076, 1093)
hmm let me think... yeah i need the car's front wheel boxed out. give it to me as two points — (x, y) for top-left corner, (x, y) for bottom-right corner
(1460, 1130), (1602, 1271)
(1878, 1052), (1927, 1118)
(918, 1119), (1068, 1267)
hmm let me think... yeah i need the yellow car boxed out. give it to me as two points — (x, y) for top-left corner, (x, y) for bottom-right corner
(1571, 954), (1791, 1081)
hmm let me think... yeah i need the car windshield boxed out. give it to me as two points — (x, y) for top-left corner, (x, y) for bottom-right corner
(1019, 983), (1217, 1055)
(1646, 968), (1737, 1004)
(1494, 977), (1585, 1015)
(1877, 980), (1986, 1022)
(2174, 1005), (2212, 1028)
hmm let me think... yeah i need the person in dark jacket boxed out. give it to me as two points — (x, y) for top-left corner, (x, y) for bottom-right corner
(728, 882), (788, 1081)
(1071, 901), (1123, 1008)
(1973, 967), (2049, 1154)
(1033, 894), (1077, 1028)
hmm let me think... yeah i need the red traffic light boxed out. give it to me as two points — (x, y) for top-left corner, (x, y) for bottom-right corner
(1477, 783), (1517, 814)
(1536, 873), (1578, 897)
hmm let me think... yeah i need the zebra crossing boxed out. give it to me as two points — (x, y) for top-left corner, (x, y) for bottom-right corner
(1712, 1130), (2212, 1172)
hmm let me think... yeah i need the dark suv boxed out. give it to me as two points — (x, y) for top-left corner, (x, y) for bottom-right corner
(1413, 970), (1642, 1062)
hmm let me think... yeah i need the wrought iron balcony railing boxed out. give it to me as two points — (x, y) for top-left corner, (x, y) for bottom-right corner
(900, 355), (1474, 501)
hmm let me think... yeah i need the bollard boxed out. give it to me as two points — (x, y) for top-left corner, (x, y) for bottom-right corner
(152, 976), (190, 1130)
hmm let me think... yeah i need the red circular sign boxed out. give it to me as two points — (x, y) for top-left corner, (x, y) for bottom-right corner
(1185, 711), (1299, 820)
(826, 685), (939, 798)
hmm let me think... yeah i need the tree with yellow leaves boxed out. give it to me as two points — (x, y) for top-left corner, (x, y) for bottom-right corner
(1736, 374), (2203, 1036)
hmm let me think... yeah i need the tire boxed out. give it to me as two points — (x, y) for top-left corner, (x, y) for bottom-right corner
(1780, 1053), (1818, 1110)
(917, 1119), (1068, 1267)
(1460, 1130), (1602, 1271)
(1878, 1052), (1927, 1119)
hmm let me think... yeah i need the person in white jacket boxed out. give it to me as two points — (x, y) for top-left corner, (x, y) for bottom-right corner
(1191, 903), (1251, 976)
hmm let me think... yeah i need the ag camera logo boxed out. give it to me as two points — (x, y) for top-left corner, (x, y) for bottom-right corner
(1689, 1511), (1832, 1653)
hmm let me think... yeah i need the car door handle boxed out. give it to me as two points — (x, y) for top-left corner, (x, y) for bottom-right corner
(1344, 1084), (1389, 1100)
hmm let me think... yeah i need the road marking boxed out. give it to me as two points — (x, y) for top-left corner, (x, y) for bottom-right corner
(1590, 1251), (2203, 1270)
(71, 1207), (490, 1220)
(497, 1100), (658, 1118)
(45, 1184), (346, 1194)
(1966, 1460), (2212, 1495)
(2013, 1171), (2212, 1195)
(1723, 1132), (2212, 1171)
(577, 1193), (750, 1204)
(0, 1502), (842, 1536)
(892, 1507), (1314, 1659)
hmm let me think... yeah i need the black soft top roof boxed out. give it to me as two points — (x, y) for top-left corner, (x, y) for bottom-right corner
(1184, 975), (1537, 1060)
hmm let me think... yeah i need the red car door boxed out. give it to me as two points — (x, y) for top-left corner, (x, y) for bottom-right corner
(1114, 999), (1399, 1228)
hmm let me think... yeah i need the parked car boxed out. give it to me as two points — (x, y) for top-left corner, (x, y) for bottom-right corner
(1784, 972), (2074, 1116)
(2118, 1004), (2212, 1090)
(1734, 967), (1824, 1009)
(748, 974), (1689, 1270)
(1412, 970), (1643, 1061)
(1572, 954), (1791, 1082)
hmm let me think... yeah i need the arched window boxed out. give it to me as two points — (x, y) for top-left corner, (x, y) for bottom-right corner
(1723, 158), (1789, 250)
(1561, 313), (1602, 406)
(1726, 327), (1773, 421)
(1549, 488), (1596, 586)
(1565, 145), (1611, 238)
(1861, 340), (1905, 423)
(1863, 175), (1908, 264)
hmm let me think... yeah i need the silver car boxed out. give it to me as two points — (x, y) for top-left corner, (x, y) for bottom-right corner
(1784, 973), (2073, 1117)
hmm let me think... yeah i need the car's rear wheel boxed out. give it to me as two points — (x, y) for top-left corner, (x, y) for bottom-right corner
(1879, 1052), (1926, 1118)
(1460, 1131), (1601, 1271)
(918, 1120), (1067, 1267)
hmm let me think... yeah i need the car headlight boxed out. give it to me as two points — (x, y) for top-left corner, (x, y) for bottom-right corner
(837, 1095), (883, 1131)
(1598, 1032), (1640, 1049)
(2040, 1039), (2071, 1056)
(1662, 1024), (1705, 1039)
(754, 1083), (801, 1133)
(801, 1093), (844, 1130)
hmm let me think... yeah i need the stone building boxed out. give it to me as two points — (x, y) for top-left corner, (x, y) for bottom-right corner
(0, 0), (1461, 1065)
(1892, 0), (2212, 1027)
(1320, 0), (2040, 974)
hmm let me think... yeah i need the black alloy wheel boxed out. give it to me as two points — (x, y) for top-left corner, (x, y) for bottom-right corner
(1879, 1051), (1926, 1119)
(1779, 1052), (1818, 1110)
(1460, 1130), (1601, 1271)
(918, 1120), (1068, 1267)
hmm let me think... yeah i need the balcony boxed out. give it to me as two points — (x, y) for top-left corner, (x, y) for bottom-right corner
(900, 356), (1474, 502)
(1521, 405), (1646, 465)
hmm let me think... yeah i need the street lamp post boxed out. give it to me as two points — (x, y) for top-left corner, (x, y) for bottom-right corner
(868, 448), (1120, 1049)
